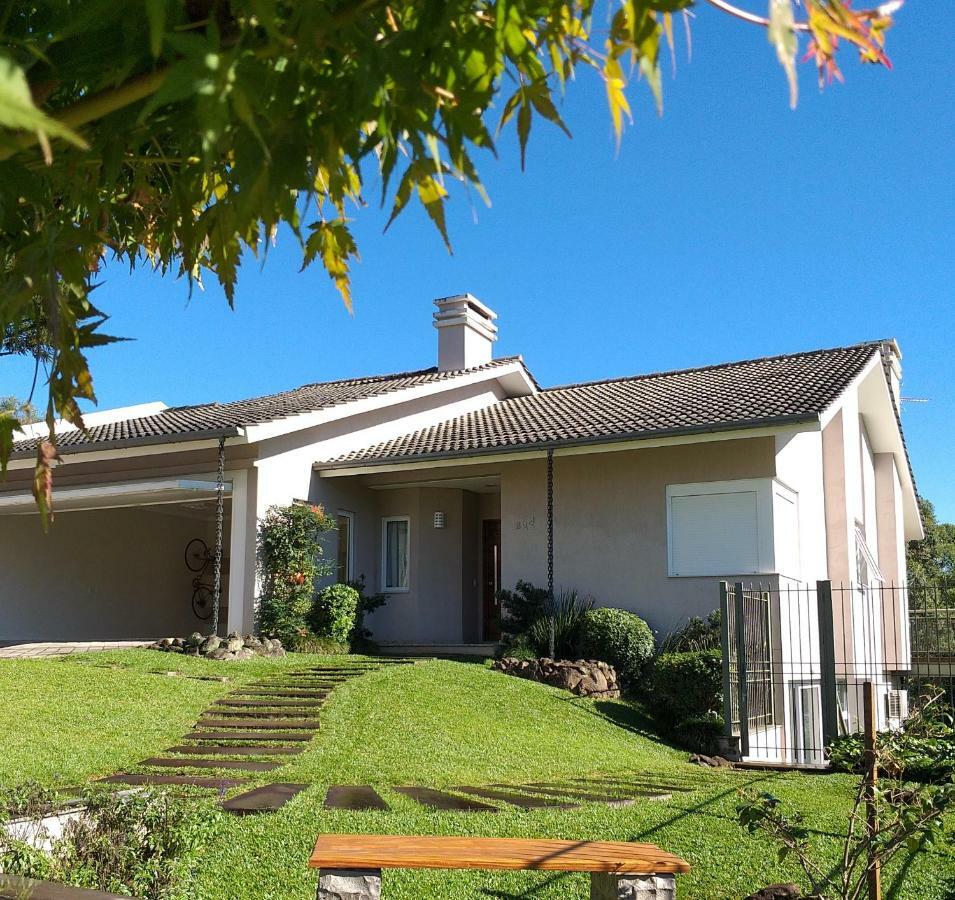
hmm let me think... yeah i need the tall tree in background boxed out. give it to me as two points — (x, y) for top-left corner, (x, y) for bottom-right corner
(0, 395), (39, 425)
(0, 0), (902, 518)
(908, 498), (955, 587)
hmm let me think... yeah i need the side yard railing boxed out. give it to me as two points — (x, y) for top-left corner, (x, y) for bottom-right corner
(720, 580), (954, 767)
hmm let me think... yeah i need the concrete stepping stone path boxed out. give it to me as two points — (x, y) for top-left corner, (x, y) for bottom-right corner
(500, 784), (643, 805)
(142, 757), (283, 772)
(167, 744), (305, 756)
(324, 785), (389, 811)
(231, 690), (330, 698)
(572, 776), (695, 793)
(393, 787), (498, 812)
(97, 660), (410, 809)
(221, 783), (309, 814)
(453, 786), (578, 810)
(188, 730), (316, 741)
(101, 773), (247, 789)
(214, 698), (325, 708)
(196, 718), (321, 729)
(204, 707), (319, 718)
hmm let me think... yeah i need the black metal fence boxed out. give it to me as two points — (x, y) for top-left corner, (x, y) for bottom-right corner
(721, 580), (954, 768)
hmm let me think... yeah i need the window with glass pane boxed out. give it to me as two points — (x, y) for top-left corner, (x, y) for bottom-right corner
(383, 518), (409, 591)
(336, 513), (352, 582)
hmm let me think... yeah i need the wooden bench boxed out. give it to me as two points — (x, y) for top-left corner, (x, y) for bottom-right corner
(309, 834), (690, 899)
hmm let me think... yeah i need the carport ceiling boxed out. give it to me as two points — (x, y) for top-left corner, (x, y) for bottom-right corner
(0, 479), (232, 515)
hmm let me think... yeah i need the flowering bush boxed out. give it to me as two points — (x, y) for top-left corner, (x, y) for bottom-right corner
(256, 503), (335, 645)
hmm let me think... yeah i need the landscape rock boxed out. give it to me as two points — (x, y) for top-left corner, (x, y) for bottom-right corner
(743, 884), (802, 900)
(493, 657), (621, 698)
(689, 753), (733, 768)
(148, 633), (285, 660)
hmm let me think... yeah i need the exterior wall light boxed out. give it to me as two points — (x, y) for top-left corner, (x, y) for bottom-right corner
(433, 511), (446, 529)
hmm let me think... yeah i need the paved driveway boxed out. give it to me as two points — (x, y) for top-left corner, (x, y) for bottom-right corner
(0, 640), (151, 659)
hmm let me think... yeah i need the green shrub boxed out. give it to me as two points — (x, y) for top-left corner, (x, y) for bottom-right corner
(311, 583), (360, 644)
(287, 632), (350, 655)
(828, 692), (955, 783)
(347, 576), (388, 648)
(0, 786), (220, 896)
(256, 503), (335, 645)
(575, 607), (654, 684)
(500, 638), (538, 661)
(659, 610), (721, 653)
(678, 714), (725, 757)
(651, 649), (724, 752)
(498, 580), (551, 639)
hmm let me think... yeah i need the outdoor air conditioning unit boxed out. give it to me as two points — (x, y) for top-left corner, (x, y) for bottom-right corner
(885, 689), (909, 726)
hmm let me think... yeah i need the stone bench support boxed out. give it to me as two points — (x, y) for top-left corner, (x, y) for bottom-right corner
(316, 868), (382, 900)
(316, 868), (677, 899)
(590, 872), (677, 899)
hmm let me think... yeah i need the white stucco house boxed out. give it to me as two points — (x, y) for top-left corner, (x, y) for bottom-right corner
(0, 295), (921, 677)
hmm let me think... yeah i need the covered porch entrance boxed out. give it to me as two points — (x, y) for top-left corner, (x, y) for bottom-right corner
(314, 469), (504, 654)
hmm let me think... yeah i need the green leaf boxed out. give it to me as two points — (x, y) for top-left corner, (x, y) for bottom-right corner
(303, 219), (359, 310)
(528, 82), (571, 139)
(768, 0), (799, 109)
(0, 54), (88, 155)
(604, 55), (631, 144)
(416, 173), (451, 252)
(516, 96), (531, 169)
(0, 414), (17, 476)
(145, 0), (167, 58)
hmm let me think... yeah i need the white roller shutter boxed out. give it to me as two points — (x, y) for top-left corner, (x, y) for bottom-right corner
(669, 490), (759, 576)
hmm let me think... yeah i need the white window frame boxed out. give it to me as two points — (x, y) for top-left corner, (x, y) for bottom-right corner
(336, 510), (355, 583)
(381, 516), (411, 593)
(665, 479), (777, 577)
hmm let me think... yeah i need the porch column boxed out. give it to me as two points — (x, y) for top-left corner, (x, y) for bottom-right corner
(227, 469), (250, 635)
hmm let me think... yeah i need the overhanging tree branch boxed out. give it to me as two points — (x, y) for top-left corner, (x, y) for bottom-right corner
(0, 68), (169, 163)
(704, 0), (900, 31)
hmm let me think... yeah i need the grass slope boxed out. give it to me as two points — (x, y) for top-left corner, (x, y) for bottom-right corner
(1, 652), (952, 899)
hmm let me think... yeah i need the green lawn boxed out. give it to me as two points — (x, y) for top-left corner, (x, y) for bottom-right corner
(1, 651), (952, 900)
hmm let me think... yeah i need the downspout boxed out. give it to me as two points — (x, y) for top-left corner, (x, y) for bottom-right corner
(212, 435), (226, 636)
(547, 449), (555, 658)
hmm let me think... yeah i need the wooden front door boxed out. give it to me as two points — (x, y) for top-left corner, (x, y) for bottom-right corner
(482, 519), (502, 641)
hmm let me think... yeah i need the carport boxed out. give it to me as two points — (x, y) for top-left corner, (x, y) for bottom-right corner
(0, 477), (236, 642)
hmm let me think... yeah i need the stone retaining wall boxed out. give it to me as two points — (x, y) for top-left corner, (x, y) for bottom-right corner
(493, 657), (620, 698)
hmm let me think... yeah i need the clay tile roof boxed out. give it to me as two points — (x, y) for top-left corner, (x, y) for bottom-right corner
(328, 342), (884, 466)
(10, 357), (526, 458)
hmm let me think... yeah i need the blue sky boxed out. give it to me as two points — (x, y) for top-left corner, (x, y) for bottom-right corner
(4, 3), (953, 518)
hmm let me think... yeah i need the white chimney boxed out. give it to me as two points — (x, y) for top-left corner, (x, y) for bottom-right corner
(882, 340), (903, 414)
(433, 294), (498, 371)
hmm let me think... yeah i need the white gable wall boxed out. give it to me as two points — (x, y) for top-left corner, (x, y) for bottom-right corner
(774, 429), (828, 584)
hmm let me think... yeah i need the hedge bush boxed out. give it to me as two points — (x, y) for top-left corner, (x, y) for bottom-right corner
(575, 607), (654, 684)
(650, 649), (724, 753)
(651, 649), (723, 726)
(310, 583), (360, 644)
